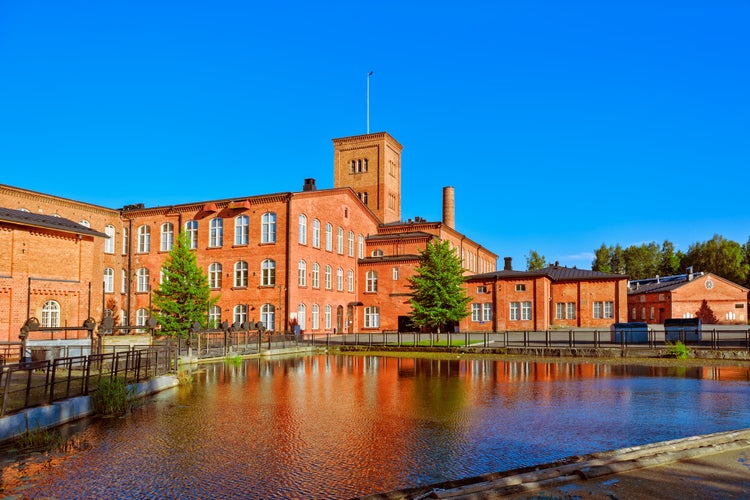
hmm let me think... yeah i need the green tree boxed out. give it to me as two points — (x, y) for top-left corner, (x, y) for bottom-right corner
(623, 242), (660, 280)
(592, 244), (625, 274)
(153, 232), (217, 338)
(526, 250), (547, 271)
(658, 240), (682, 277)
(408, 239), (471, 338)
(683, 234), (749, 285)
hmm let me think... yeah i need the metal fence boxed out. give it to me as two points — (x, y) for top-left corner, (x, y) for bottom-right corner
(0, 346), (174, 416)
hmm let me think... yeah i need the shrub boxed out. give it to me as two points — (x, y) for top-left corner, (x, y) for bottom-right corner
(92, 376), (132, 416)
(667, 340), (690, 360)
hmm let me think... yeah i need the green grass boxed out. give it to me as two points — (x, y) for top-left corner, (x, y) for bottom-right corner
(666, 340), (690, 360)
(15, 426), (64, 452)
(91, 376), (133, 416)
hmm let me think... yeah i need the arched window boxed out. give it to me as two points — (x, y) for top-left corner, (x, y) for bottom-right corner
(347, 269), (354, 292)
(298, 260), (307, 287)
(185, 220), (198, 249)
(136, 268), (150, 292)
(104, 225), (115, 254)
(234, 261), (248, 287)
(103, 268), (114, 293)
(79, 219), (90, 228)
(161, 222), (174, 252)
(137, 225), (151, 253)
(298, 214), (307, 245)
(261, 304), (275, 331)
(324, 265), (332, 290)
(121, 269), (127, 294)
(366, 271), (378, 292)
(311, 263), (320, 288)
(311, 304), (320, 330)
(358, 235), (364, 259)
(136, 308), (149, 331)
(336, 267), (343, 291)
(312, 219), (321, 248)
(209, 218), (223, 247)
(261, 259), (276, 286)
(261, 212), (276, 243)
(122, 227), (128, 254)
(234, 304), (248, 324)
(325, 223), (333, 251)
(41, 300), (60, 328)
(337, 227), (344, 254)
(324, 304), (332, 330)
(348, 231), (355, 257)
(297, 303), (306, 330)
(209, 263), (222, 289)
(208, 305), (221, 328)
(364, 306), (380, 328)
(234, 215), (249, 246)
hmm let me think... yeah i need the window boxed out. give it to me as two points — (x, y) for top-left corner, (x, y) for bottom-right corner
(649, 306), (654, 320)
(472, 303), (481, 322)
(483, 303), (492, 322)
(593, 302), (602, 319)
(358, 235), (364, 259)
(477, 285), (487, 294)
(366, 270), (378, 292)
(347, 269), (354, 292)
(604, 301), (614, 319)
(325, 223), (333, 251)
(234, 215), (249, 245)
(261, 304), (275, 331)
(522, 301), (532, 320)
(312, 263), (320, 288)
(234, 261), (248, 288)
(515, 284), (526, 292)
(79, 219), (90, 228)
(312, 219), (321, 248)
(324, 305), (332, 330)
(161, 222), (174, 251)
(261, 212), (276, 243)
(311, 304), (320, 330)
(208, 263), (222, 289)
(297, 304), (306, 330)
(324, 265), (332, 290)
(556, 303), (564, 320)
(137, 225), (151, 253)
(641, 307), (646, 320)
(122, 227), (128, 254)
(593, 301), (614, 319)
(510, 302), (520, 321)
(41, 300), (60, 328)
(348, 231), (354, 257)
(632, 307), (637, 320)
(185, 220), (198, 249)
(103, 268), (114, 293)
(209, 218), (223, 247)
(298, 260), (307, 287)
(372, 249), (383, 257)
(337, 227), (344, 254)
(298, 214), (307, 244)
(136, 308), (149, 331)
(359, 192), (368, 205)
(122, 269), (127, 294)
(234, 304), (248, 325)
(567, 302), (576, 320)
(136, 268), (150, 292)
(261, 259), (276, 286)
(208, 305), (221, 328)
(393, 267), (400, 281)
(364, 306), (380, 328)
(104, 225), (115, 254)
(336, 267), (343, 291)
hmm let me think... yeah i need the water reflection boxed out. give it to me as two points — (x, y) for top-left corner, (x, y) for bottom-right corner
(2, 355), (750, 499)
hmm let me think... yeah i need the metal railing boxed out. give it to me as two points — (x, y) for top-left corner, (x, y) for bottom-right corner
(0, 346), (174, 416)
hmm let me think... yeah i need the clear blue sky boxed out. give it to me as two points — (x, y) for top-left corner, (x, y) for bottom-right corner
(1, 1), (748, 270)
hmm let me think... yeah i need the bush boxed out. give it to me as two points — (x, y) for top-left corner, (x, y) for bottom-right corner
(92, 376), (132, 416)
(667, 340), (690, 360)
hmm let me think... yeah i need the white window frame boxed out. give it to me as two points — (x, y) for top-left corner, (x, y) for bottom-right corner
(299, 214), (307, 245)
(366, 270), (378, 292)
(161, 222), (174, 252)
(324, 265), (332, 290)
(103, 268), (114, 293)
(261, 303), (275, 331)
(104, 225), (115, 254)
(261, 259), (276, 286)
(234, 215), (249, 246)
(234, 261), (248, 288)
(364, 306), (380, 328)
(261, 212), (276, 244)
(185, 220), (198, 249)
(312, 219), (321, 248)
(209, 218), (223, 248)
(209, 262), (222, 289)
(325, 223), (333, 251)
(521, 301), (532, 320)
(137, 225), (150, 253)
(298, 260), (307, 287)
(41, 300), (60, 328)
(311, 304), (320, 330)
(312, 263), (320, 288)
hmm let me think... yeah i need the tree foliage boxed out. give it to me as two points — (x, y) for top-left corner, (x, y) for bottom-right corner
(526, 250), (547, 271)
(408, 239), (471, 334)
(153, 232), (217, 338)
(682, 234), (749, 286)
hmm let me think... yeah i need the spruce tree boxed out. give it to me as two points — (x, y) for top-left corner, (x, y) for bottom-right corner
(153, 232), (216, 338)
(408, 239), (471, 337)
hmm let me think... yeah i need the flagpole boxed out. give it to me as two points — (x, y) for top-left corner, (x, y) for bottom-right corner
(367, 71), (373, 134)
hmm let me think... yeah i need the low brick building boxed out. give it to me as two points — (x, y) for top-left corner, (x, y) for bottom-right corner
(627, 271), (749, 325)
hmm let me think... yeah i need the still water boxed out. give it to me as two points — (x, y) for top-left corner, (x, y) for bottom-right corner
(2, 355), (750, 499)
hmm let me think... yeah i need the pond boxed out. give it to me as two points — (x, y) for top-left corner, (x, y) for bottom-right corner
(2, 354), (750, 498)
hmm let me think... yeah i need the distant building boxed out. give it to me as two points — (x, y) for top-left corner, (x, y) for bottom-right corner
(627, 271), (749, 324)
(464, 259), (629, 331)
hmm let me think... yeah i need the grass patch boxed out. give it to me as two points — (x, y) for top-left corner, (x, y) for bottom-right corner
(91, 376), (132, 416)
(16, 426), (64, 452)
(666, 340), (690, 360)
(225, 354), (243, 366)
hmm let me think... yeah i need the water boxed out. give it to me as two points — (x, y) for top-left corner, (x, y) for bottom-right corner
(2, 355), (750, 499)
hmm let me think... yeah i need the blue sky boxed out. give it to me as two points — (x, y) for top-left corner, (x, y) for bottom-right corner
(1, 1), (748, 270)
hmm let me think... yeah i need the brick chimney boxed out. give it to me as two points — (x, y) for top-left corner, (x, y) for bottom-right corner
(442, 186), (455, 228)
(504, 257), (512, 271)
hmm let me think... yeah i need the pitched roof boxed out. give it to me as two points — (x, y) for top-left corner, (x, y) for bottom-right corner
(468, 265), (626, 282)
(0, 207), (108, 238)
(627, 272), (749, 294)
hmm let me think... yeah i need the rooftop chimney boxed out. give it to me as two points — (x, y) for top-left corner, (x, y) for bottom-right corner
(442, 186), (455, 228)
(303, 178), (317, 191)
(504, 257), (513, 271)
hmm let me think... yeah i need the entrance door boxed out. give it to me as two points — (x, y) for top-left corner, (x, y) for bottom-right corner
(336, 305), (344, 334)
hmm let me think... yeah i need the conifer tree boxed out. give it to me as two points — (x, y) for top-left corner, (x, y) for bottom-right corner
(153, 232), (216, 338)
(408, 239), (471, 338)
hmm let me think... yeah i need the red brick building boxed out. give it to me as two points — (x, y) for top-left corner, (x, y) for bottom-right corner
(627, 271), (748, 324)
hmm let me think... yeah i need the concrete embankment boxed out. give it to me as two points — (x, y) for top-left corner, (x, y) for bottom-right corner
(0, 374), (179, 444)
